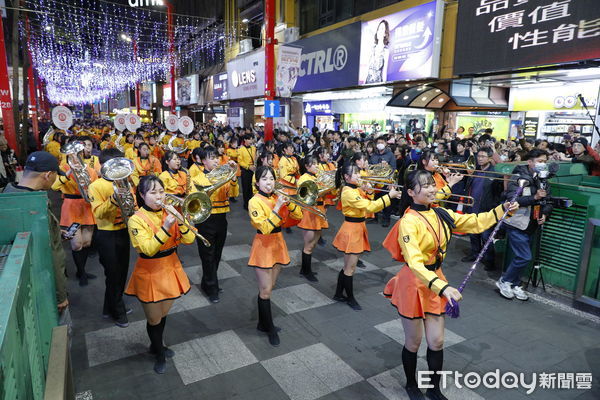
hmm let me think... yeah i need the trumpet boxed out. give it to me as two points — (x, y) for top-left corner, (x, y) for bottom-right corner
(356, 178), (475, 207)
(274, 181), (327, 219)
(158, 198), (211, 247)
(62, 141), (92, 202)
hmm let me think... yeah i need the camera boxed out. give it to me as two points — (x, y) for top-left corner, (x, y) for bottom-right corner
(538, 196), (573, 209)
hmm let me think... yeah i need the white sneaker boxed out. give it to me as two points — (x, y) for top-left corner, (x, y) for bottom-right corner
(512, 286), (529, 301)
(496, 280), (514, 299)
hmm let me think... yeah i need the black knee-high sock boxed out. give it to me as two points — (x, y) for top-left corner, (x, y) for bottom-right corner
(147, 322), (165, 362)
(402, 346), (418, 387)
(426, 348), (444, 392)
(257, 296), (275, 332)
(159, 316), (167, 347)
(334, 269), (345, 297)
(72, 247), (89, 277)
(343, 273), (355, 300)
(301, 252), (311, 275)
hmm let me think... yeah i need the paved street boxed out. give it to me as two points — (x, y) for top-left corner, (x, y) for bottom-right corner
(63, 199), (600, 400)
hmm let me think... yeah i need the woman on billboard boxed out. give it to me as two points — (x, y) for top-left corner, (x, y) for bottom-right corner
(365, 20), (390, 84)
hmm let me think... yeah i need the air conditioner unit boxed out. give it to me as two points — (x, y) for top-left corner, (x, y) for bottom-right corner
(239, 39), (253, 55)
(284, 27), (299, 43)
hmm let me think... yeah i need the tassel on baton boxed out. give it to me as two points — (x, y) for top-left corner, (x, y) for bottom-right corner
(445, 179), (528, 318)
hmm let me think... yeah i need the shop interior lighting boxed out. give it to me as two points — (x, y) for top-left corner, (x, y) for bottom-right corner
(242, 18), (249, 23)
(302, 86), (392, 101)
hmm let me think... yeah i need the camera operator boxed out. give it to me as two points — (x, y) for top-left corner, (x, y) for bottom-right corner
(496, 149), (552, 301)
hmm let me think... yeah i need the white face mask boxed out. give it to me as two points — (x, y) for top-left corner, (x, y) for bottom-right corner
(307, 142), (314, 149)
(376, 143), (385, 151)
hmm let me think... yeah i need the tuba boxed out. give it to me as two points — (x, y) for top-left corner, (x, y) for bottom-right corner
(42, 127), (55, 147)
(101, 157), (136, 223)
(62, 141), (92, 202)
(114, 132), (125, 152)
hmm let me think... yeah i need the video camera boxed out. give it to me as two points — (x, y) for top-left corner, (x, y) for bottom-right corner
(534, 162), (573, 209)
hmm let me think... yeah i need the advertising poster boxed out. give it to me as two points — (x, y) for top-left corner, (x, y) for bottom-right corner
(358, 0), (443, 84)
(456, 115), (511, 140)
(213, 73), (228, 101)
(227, 49), (265, 100)
(276, 45), (302, 98)
(176, 75), (199, 105)
(291, 23), (361, 92)
(455, 0), (600, 75)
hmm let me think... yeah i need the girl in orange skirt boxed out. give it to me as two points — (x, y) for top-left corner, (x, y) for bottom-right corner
(124, 175), (196, 374)
(248, 165), (302, 346)
(52, 139), (99, 286)
(382, 170), (517, 400)
(297, 155), (328, 282)
(332, 163), (401, 310)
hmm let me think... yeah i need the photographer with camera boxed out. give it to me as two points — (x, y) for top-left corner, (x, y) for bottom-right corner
(496, 149), (553, 301)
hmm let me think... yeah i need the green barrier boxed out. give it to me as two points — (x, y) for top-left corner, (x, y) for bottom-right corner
(496, 162), (600, 296)
(0, 192), (59, 399)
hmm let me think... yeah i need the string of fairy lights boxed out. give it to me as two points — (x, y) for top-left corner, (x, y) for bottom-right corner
(22, 0), (249, 105)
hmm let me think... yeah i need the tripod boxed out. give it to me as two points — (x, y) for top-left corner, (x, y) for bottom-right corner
(525, 225), (546, 291)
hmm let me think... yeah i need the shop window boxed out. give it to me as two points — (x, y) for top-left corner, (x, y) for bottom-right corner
(335, 0), (354, 22)
(300, 0), (320, 34)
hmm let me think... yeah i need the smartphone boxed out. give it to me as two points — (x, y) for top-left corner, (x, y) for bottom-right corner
(63, 223), (80, 240)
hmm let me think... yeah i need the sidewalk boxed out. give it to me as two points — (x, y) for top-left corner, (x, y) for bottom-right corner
(65, 202), (599, 400)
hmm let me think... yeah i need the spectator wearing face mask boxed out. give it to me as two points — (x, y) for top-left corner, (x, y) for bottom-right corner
(369, 135), (397, 227)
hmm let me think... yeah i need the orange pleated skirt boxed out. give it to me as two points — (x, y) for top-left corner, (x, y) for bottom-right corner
(60, 197), (96, 226)
(297, 205), (328, 231)
(332, 221), (370, 254)
(248, 232), (290, 269)
(383, 265), (448, 319)
(125, 252), (191, 303)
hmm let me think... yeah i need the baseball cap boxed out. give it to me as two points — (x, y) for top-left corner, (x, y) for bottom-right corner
(25, 151), (66, 176)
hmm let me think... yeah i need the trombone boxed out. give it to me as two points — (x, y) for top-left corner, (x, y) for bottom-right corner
(274, 180), (327, 219)
(356, 178), (475, 207)
(158, 197), (211, 247)
(438, 155), (519, 181)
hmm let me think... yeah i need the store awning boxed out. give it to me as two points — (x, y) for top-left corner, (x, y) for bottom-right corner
(387, 81), (507, 110)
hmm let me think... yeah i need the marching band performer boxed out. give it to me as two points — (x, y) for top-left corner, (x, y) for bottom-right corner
(416, 150), (463, 200)
(238, 134), (256, 210)
(252, 151), (275, 194)
(296, 155), (328, 282)
(45, 130), (63, 160)
(225, 136), (241, 202)
(80, 136), (101, 175)
(148, 134), (165, 161)
(191, 146), (237, 303)
(159, 150), (189, 198)
(216, 140), (239, 199)
(88, 148), (134, 328)
(332, 163), (401, 310)
(124, 175), (195, 374)
(278, 142), (300, 230)
(248, 165), (302, 346)
(131, 142), (162, 187)
(188, 148), (205, 179)
(124, 133), (144, 160)
(382, 170), (518, 400)
(52, 139), (98, 286)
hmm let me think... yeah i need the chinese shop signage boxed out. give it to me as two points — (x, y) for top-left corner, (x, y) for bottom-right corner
(454, 0), (600, 75)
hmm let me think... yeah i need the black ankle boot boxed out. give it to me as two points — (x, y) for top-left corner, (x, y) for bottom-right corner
(300, 252), (318, 282)
(333, 269), (347, 301)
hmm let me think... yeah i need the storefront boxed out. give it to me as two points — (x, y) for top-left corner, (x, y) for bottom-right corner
(509, 83), (599, 142)
(225, 49), (265, 128)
